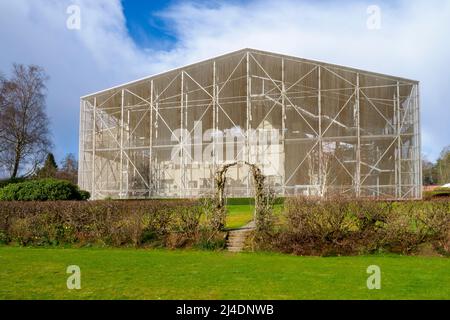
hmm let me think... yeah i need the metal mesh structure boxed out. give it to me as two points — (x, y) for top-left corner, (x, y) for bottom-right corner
(79, 49), (421, 200)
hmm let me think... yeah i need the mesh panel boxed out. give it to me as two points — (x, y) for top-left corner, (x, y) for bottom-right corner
(79, 49), (421, 200)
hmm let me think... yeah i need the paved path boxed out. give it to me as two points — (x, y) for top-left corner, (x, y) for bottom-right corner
(226, 221), (255, 253)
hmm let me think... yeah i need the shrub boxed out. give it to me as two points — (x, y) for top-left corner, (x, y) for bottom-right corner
(0, 230), (8, 244)
(409, 201), (449, 255)
(194, 229), (227, 250)
(0, 177), (26, 189)
(175, 206), (203, 238)
(0, 200), (204, 248)
(271, 198), (374, 256)
(268, 197), (449, 256)
(79, 190), (91, 200)
(0, 179), (90, 201)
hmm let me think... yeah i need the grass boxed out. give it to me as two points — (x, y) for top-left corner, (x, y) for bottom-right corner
(0, 246), (449, 300)
(225, 204), (283, 229)
(226, 204), (254, 229)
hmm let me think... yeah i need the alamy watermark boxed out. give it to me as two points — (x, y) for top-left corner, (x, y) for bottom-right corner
(66, 4), (81, 30)
(66, 265), (81, 290)
(366, 5), (382, 30)
(170, 121), (281, 164)
(366, 265), (381, 290)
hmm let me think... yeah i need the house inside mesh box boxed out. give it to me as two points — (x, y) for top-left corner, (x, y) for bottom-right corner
(78, 49), (421, 200)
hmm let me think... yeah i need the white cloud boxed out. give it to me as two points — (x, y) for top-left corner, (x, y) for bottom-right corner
(0, 0), (449, 162)
(0, 0), (157, 163)
(156, 0), (450, 161)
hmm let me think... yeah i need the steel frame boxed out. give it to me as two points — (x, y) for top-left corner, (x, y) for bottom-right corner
(78, 49), (421, 200)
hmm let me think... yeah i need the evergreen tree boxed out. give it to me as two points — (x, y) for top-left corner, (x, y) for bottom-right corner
(36, 153), (58, 178)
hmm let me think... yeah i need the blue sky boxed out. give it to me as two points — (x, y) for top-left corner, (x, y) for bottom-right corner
(0, 0), (449, 174)
(122, 0), (177, 50)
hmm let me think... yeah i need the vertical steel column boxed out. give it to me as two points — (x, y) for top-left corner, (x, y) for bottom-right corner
(91, 97), (97, 199)
(155, 99), (159, 193)
(212, 61), (216, 192)
(281, 58), (286, 196)
(126, 108), (130, 196)
(355, 73), (361, 197)
(318, 66), (323, 195)
(119, 90), (124, 198)
(416, 84), (422, 199)
(149, 80), (153, 197)
(78, 100), (84, 188)
(394, 92), (398, 198)
(184, 86), (188, 197)
(412, 84), (419, 198)
(246, 51), (251, 197)
(180, 71), (184, 198)
(396, 81), (402, 198)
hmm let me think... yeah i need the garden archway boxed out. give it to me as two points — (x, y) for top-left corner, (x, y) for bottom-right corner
(212, 161), (273, 232)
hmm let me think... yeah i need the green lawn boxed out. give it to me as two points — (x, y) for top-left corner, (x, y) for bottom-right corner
(225, 204), (283, 229)
(226, 204), (254, 228)
(0, 247), (448, 300)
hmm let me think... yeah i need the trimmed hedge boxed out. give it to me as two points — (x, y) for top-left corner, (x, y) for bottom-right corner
(0, 179), (90, 201)
(0, 200), (224, 248)
(263, 198), (450, 256)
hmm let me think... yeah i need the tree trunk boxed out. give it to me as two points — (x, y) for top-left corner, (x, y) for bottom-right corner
(11, 145), (21, 178)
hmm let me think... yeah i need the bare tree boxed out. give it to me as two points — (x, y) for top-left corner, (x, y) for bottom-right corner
(0, 64), (52, 178)
(436, 145), (450, 185)
(308, 146), (335, 198)
(57, 153), (78, 185)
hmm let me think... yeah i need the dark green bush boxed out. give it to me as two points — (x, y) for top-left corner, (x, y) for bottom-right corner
(79, 190), (91, 200)
(0, 230), (9, 244)
(0, 177), (26, 189)
(0, 179), (90, 201)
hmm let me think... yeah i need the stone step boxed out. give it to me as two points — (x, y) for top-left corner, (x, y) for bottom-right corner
(226, 222), (255, 252)
(228, 233), (250, 238)
(229, 229), (252, 233)
(227, 237), (246, 242)
(226, 242), (245, 247)
(228, 232), (247, 236)
(228, 235), (246, 240)
(228, 237), (247, 241)
(227, 241), (245, 245)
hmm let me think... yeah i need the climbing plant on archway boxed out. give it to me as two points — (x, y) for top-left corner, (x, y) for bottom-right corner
(209, 161), (274, 233)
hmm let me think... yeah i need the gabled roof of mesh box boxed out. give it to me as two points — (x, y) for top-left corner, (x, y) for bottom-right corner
(81, 48), (418, 99)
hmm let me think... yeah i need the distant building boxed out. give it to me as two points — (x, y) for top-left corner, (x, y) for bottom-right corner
(423, 185), (439, 192)
(79, 49), (421, 200)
